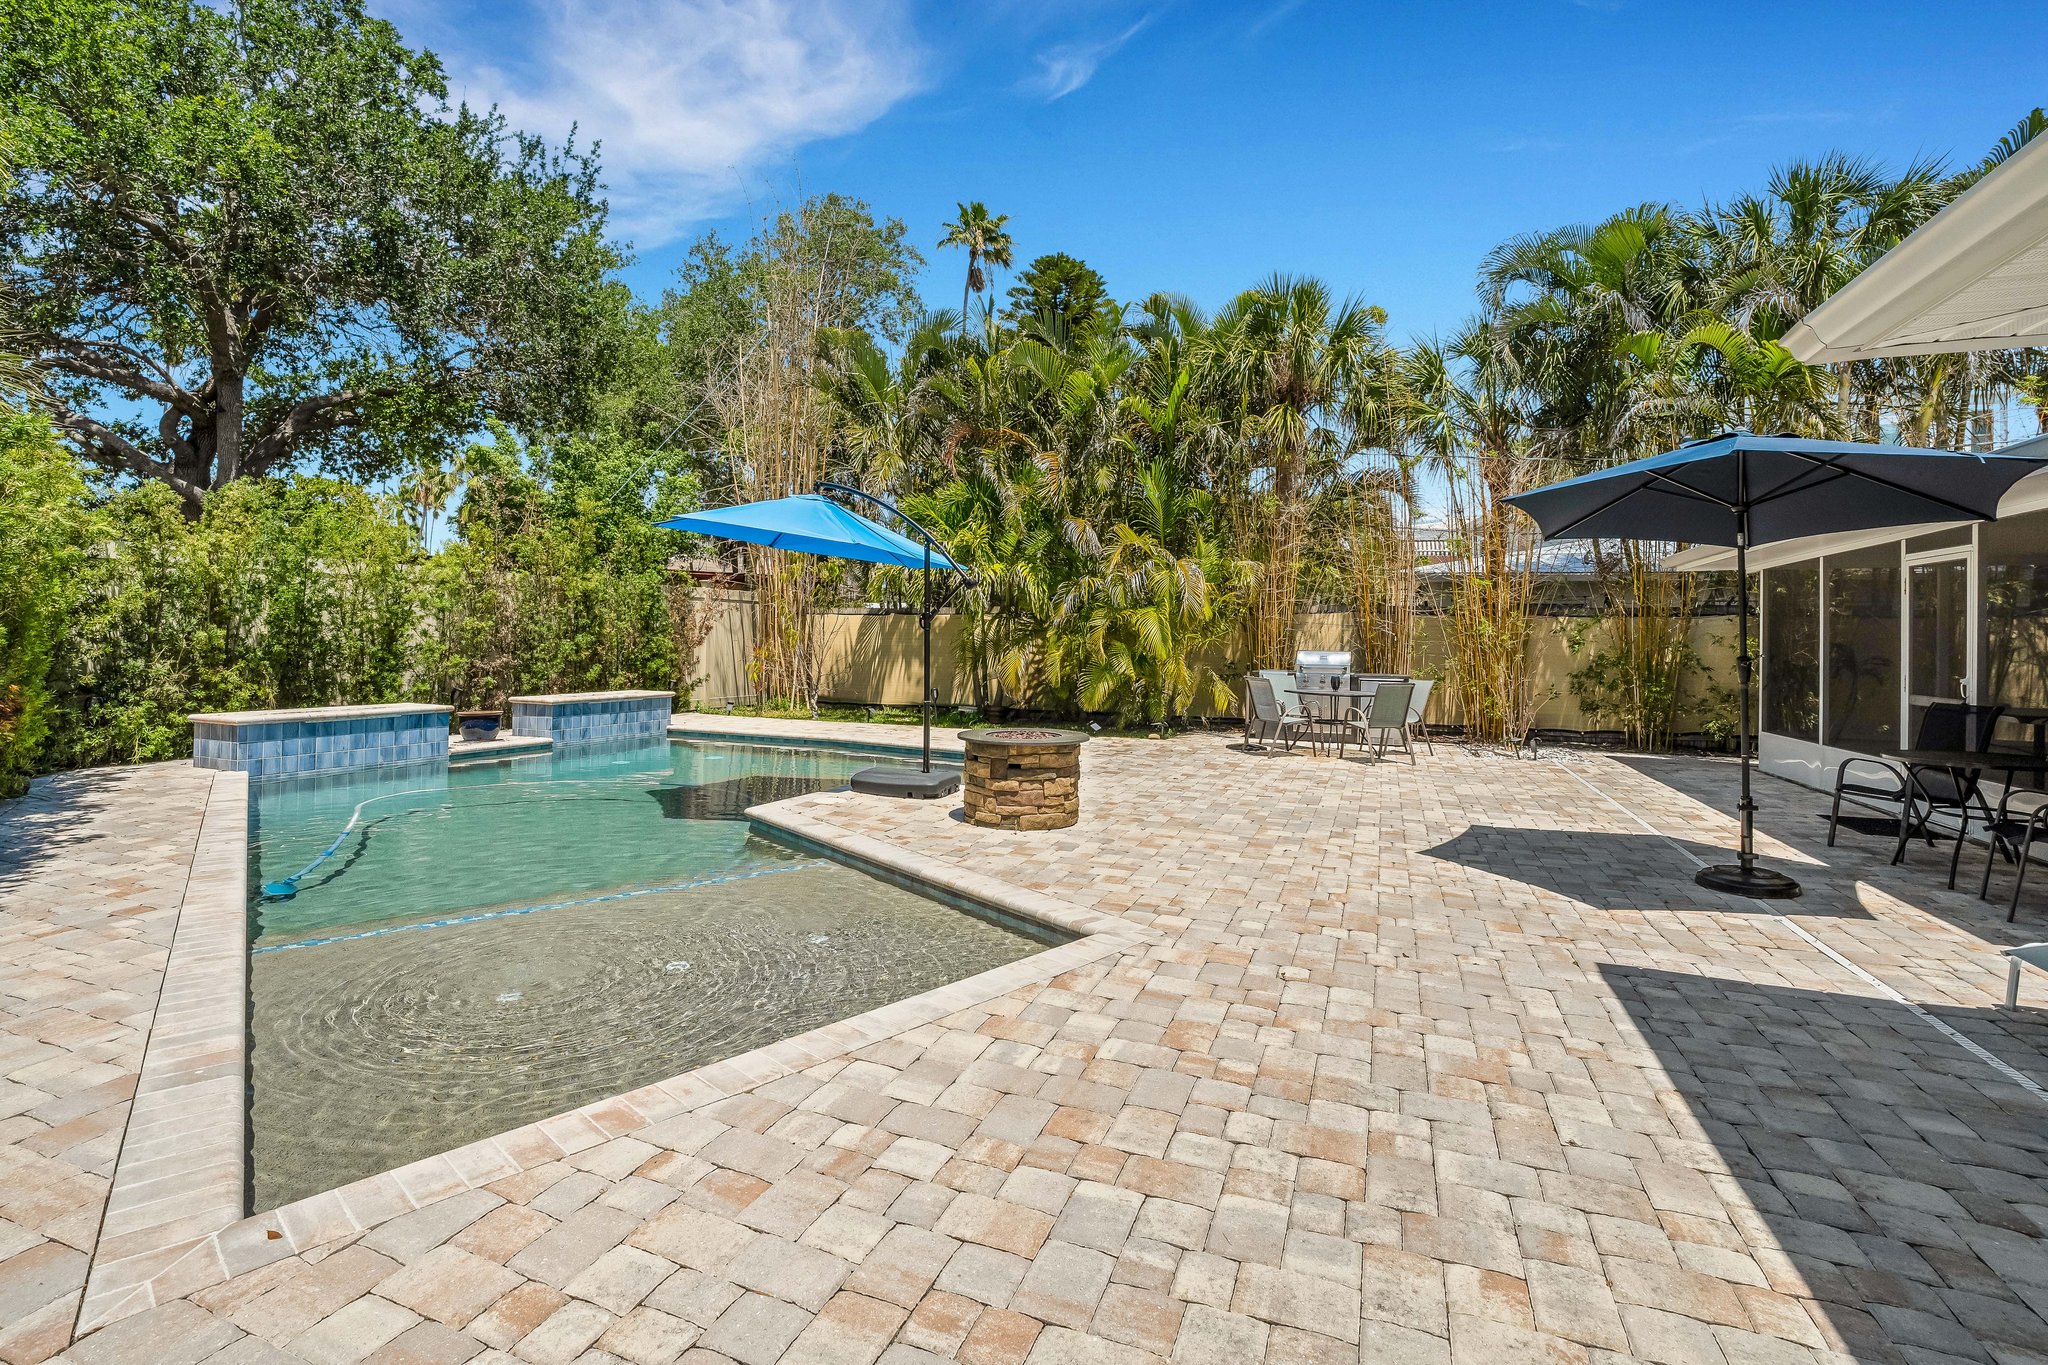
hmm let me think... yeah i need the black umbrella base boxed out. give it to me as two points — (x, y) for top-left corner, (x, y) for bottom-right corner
(850, 764), (961, 799)
(1695, 863), (1802, 899)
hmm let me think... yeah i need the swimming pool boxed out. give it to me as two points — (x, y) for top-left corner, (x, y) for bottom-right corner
(246, 739), (1057, 1210)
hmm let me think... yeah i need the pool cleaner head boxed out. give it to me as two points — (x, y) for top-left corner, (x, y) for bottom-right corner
(261, 879), (300, 899)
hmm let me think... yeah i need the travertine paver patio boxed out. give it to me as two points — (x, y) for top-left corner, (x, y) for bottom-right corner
(0, 764), (221, 1362)
(10, 721), (2048, 1363)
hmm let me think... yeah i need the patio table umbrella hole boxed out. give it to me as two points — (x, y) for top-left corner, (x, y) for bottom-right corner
(656, 483), (975, 799)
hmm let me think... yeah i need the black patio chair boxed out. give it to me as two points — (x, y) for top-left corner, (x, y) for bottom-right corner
(1827, 701), (2005, 889)
(1979, 788), (2048, 920)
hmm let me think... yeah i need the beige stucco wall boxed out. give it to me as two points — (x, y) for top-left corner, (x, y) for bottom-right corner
(688, 590), (1737, 733)
(1285, 614), (1737, 733)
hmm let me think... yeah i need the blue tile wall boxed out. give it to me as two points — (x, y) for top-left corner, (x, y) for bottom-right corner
(510, 696), (671, 747)
(191, 711), (450, 776)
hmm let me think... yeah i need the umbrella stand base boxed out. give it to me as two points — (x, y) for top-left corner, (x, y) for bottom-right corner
(850, 765), (961, 799)
(1695, 864), (1802, 899)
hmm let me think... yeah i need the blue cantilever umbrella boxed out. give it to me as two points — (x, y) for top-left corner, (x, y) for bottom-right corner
(1506, 431), (2048, 899)
(658, 485), (971, 798)
(660, 491), (960, 572)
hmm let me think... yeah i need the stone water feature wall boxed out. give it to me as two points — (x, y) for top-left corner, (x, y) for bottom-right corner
(189, 704), (452, 777)
(960, 728), (1087, 830)
(507, 690), (674, 747)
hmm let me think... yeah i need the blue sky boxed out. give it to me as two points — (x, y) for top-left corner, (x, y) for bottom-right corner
(378, 0), (2041, 347)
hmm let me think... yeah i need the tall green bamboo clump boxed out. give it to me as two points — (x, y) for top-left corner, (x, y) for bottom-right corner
(1568, 543), (1704, 749)
(1433, 446), (1553, 745)
(1342, 447), (1422, 675)
(686, 196), (926, 713)
(707, 222), (832, 710)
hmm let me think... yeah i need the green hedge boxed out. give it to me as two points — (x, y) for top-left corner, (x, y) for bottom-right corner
(2, 418), (694, 784)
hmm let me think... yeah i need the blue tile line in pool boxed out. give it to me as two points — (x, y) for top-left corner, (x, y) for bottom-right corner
(251, 859), (831, 956)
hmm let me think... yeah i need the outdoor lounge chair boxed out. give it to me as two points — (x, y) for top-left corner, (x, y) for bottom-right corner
(2004, 942), (2048, 1006)
(1245, 676), (1313, 752)
(1826, 700), (2005, 889)
(1344, 681), (1415, 763)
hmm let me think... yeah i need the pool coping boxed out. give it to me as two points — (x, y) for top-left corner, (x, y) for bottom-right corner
(669, 715), (968, 764)
(80, 769), (251, 1331)
(76, 757), (1148, 1335)
(448, 733), (554, 764)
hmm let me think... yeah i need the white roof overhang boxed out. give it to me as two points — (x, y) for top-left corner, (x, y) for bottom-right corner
(1786, 133), (2048, 362)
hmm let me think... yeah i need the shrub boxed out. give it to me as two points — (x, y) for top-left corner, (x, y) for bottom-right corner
(0, 412), (88, 795)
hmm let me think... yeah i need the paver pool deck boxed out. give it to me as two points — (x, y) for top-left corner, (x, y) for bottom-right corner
(7, 719), (2048, 1363)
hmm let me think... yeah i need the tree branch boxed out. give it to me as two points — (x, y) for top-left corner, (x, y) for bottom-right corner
(157, 405), (196, 466)
(49, 404), (208, 507)
(243, 389), (372, 472)
(38, 338), (204, 412)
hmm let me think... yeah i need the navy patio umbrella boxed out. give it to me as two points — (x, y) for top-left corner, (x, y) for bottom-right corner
(658, 484), (972, 798)
(1506, 432), (2048, 898)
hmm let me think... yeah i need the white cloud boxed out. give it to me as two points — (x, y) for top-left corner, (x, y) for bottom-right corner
(437, 0), (925, 246)
(1026, 15), (1149, 101)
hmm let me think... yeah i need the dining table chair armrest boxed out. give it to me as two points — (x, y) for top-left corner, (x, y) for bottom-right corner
(1834, 756), (1905, 792)
(1995, 786), (2048, 825)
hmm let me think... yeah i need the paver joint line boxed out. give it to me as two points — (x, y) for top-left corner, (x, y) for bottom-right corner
(1559, 757), (2048, 1104)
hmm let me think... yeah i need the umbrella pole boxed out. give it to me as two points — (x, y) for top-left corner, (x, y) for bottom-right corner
(1736, 526), (1758, 868)
(1696, 470), (1800, 898)
(921, 539), (933, 774)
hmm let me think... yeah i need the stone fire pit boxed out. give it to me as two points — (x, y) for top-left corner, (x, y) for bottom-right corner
(960, 728), (1088, 830)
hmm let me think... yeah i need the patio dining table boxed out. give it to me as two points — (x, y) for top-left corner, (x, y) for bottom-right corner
(1880, 748), (2048, 865)
(1295, 683), (1392, 756)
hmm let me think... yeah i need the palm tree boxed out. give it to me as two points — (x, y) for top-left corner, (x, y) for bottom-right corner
(937, 202), (1014, 336)
(1480, 205), (1701, 464)
(402, 455), (460, 550)
(1059, 460), (1254, 724)
(1690, 154), (1948, 435)
(0, 287), (46, 403)
(1199, 274), (1395, 667)
(817, 314), (956, 487)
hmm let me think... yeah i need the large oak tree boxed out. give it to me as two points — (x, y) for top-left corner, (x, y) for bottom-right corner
(0, 0), (624, 511)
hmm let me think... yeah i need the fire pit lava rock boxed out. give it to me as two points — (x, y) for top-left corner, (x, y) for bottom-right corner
(959, 728), (1088, 830)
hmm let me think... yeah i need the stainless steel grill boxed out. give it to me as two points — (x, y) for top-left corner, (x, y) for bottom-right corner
(1294, 650), (1352, 694)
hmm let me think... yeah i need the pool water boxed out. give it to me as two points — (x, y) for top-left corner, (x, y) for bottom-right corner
(247, 740), (1055, 1210)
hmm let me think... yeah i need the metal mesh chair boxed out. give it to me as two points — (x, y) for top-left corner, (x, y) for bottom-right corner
(1405, 679), (1435, 755)
(1245, 675), (1312, 752)
(1830, 702), (2002, 839)
(1257, 669), (1302, 711)
(1344, 681), (1415, 762)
